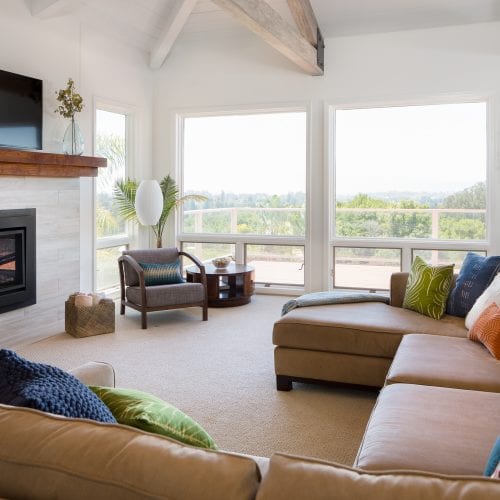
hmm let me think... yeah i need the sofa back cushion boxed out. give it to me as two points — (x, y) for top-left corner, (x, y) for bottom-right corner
(256, 453), (500, 500)
(0, 404), (261, 500)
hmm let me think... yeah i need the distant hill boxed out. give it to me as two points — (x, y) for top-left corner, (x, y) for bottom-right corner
(183, 182), (485, 211)
(336, 191), (451, 207)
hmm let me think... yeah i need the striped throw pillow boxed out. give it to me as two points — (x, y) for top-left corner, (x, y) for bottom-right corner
(139, 260), (184, 286)
(403, 256), (454, 320)
(468, 303), (500, 360)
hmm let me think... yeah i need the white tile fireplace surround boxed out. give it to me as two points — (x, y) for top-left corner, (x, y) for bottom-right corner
(0, 177), (80, 347)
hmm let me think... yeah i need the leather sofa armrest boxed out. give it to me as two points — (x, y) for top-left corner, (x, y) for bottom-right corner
(390, 272), (409, 308)
(69, 361), (115, 387)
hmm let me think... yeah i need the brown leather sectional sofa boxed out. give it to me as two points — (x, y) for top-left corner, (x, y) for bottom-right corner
(1, 317), (499, 498)
(271, 271), (500, 490)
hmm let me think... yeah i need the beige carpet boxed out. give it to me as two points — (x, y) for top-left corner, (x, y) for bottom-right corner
(17, 295), (377, 465)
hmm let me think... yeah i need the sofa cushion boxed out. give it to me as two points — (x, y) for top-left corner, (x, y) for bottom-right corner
(386, 334), (500, 392)
(403, 256), (454, 319)
(126, 282), (204, 307)
(256, 453), (500, 500)
(0, 404), (261, 500)
(447, 252), (500, 317)
(90, 386), (217, 449)
(355, 384), (500, 476)
(0, 350), (115, 423)
(273, 302), (466, 359)
(468, 303), (500, 360)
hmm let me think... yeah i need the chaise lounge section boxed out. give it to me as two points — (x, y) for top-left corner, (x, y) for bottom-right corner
(273, 272), (466, 390)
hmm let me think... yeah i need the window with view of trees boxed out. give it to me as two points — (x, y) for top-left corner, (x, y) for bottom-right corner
(95, 108), (129, 292)
(332, 102), (487, 290)
(180, 111), (307, 287)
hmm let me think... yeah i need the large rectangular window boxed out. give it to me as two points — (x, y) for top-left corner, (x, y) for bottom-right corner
(95, 108), (130, 292)
(180, 110), (307, 289)
(331, 102), (488, 290)
(334, 103), (487, 241)
(182, 112), (306, 237)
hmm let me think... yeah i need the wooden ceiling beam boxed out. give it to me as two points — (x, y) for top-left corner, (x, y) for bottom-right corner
(29, 0), (80, 19)
(150, 0), (199, 70)
(287, 0), (318, 47)
(212, 0), (323, 76)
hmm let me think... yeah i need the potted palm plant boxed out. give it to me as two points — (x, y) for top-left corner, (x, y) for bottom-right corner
(113, 175), (206, 248)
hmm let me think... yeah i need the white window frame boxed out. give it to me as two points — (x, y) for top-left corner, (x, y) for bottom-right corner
(174, 103), (312, 295)
(93, 98), (136, 293)
(327, 95), (496, 291)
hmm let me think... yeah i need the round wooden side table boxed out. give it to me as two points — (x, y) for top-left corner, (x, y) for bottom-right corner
(186, 263), (255, 307)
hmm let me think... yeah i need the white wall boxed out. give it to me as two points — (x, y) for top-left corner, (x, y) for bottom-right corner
(0, 1), (153, 344)
(153, 22), (500, 291)
(0, 0), (153, 293)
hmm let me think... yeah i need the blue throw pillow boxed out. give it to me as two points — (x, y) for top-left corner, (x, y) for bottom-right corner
(446, 253), (500, 317)
(485, 436), (500, 476)
(139, 260), (185, 286)
(0, 350), (116, 423)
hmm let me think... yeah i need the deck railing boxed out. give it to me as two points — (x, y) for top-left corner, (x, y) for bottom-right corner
(183, 206), (486, 238)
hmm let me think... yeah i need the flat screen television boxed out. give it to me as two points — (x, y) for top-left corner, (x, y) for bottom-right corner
(0, 69), (43, 150)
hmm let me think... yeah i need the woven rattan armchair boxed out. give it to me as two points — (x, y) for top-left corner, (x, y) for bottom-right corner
(118, 248), (207, 329)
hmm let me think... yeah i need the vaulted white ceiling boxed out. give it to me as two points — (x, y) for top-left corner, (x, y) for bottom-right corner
(27, 0), (500, 69)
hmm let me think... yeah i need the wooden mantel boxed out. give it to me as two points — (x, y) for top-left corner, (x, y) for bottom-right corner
(0, 148), (107, 178)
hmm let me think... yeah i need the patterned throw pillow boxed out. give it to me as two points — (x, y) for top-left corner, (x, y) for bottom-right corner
(465, 273), (500, 329)
(0, 350), (116, 423)
(90, 386), (217, 450)
(403, 256), (454, 320)
(468, 303), (500, 359)
(484, 436), (500, 477)
(139, 260), (184, 286)
(447, 253), (500, 317)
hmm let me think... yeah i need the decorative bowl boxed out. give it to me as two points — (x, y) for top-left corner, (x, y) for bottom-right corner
(212, 256), (232, 269)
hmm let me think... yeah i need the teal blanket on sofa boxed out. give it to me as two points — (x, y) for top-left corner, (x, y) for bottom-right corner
(281, 291), (390, 316)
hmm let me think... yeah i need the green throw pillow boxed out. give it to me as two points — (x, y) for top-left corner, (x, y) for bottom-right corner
(403, 256), (454, 320)
(90, 386), (217, 450)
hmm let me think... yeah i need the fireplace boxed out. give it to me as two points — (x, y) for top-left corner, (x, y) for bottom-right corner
(0, 209), (36, 313)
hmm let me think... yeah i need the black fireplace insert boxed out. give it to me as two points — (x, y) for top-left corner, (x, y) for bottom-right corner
(0, 209), (36, 313)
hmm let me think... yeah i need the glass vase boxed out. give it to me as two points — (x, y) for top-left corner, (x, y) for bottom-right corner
(62, 117), (84, 155)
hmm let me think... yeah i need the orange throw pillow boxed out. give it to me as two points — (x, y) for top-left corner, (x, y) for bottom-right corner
(468, 303), (500, 359)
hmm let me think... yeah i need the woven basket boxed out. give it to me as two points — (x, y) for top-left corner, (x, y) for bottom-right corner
(65, 295), (115, 338)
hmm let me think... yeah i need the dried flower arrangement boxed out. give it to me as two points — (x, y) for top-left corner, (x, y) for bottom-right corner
(54, 78), (83, 118)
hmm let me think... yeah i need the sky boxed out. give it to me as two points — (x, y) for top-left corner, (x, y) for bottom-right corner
(183, 112), (306, 195)
(182, 103), (486, 198)
(96, 109), (126, 137)
(335, 102), (486, 195)
(95, 109), (126, 193)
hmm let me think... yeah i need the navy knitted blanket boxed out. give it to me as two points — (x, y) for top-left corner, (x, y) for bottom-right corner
(0, 349), (115, 423)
